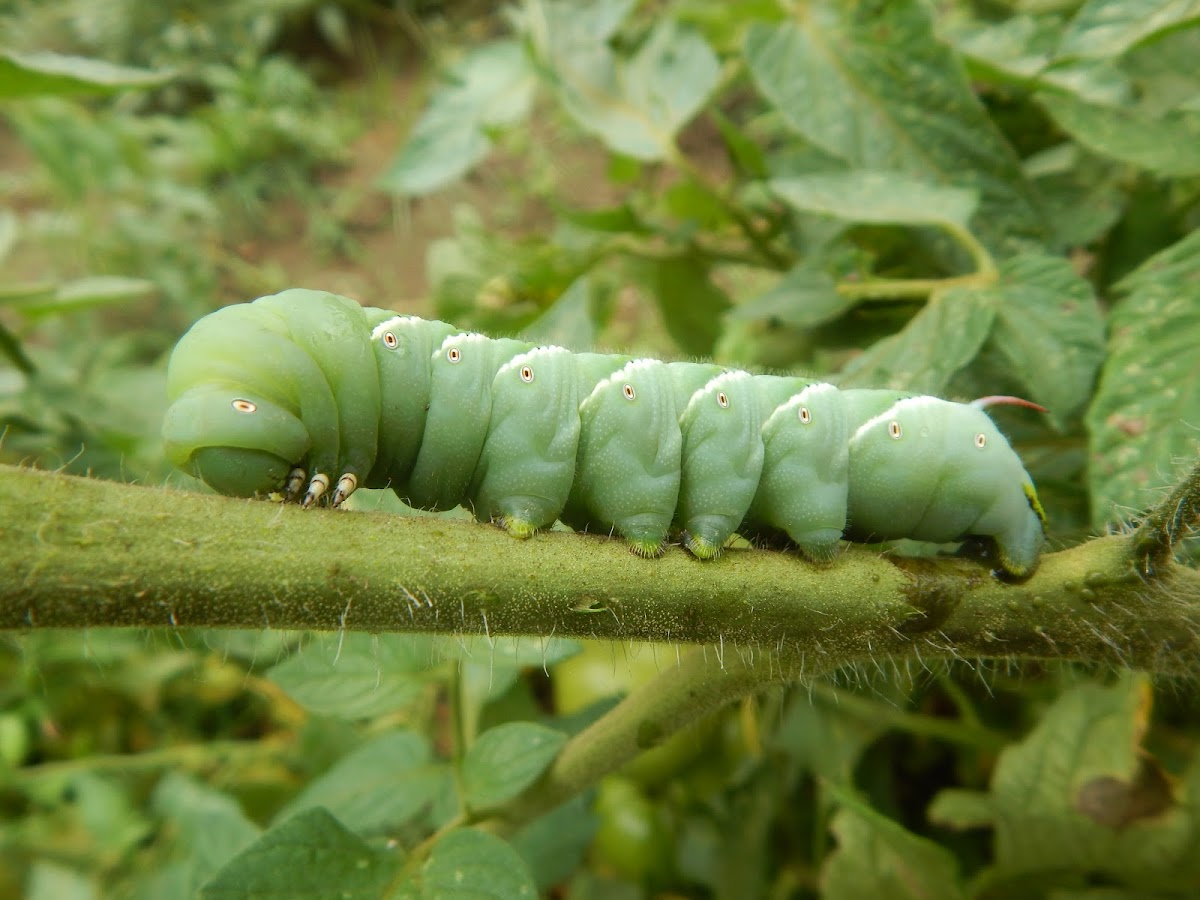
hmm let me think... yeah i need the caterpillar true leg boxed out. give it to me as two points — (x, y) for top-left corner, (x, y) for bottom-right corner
(331, 473), (358, 508)
(283, 467), (307, 501)
(302, 473), (330, 508)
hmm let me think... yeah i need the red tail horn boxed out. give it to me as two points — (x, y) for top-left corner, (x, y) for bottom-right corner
(971, 395), (1048, 413)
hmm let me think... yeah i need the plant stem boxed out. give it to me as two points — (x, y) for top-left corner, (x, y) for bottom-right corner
(834, 272), (988, 302)
(1131, 458), (1200, 577)
(945, 220), (1000, 280)
(2, 465), (1199, 675)
(829, 221), (1000, 302)
(11, 736), (291, 782)
(810, 685), (1006, 750)
(477, 646), (818, 834)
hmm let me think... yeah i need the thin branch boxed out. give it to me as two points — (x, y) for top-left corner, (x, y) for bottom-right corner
(834, 272), (988, 302)
(477, 645), (806, 836)
(13, 736), (291, 781)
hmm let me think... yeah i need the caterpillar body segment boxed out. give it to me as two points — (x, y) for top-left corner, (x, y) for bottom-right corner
(676, 370), (764, 560)
(365, 311), (458, 493)
(163, 290), (1047, 575)
(470, 346), (585, 538)
(742, 382), (849, 562)
(565, 359), (686, 558)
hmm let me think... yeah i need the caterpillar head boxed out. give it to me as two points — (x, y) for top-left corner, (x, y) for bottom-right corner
(162, 386), (310, 496)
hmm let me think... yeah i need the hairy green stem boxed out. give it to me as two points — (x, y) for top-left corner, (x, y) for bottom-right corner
(1, 465), (1198, 673)
(477, 646), (814, 835)
(1132, 458), (1200, 577)
(3, 463), (1200, 843)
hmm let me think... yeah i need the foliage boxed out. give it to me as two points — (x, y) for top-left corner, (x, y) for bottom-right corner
(0, 0), (360, 484)
(1, 0), (1200, 898)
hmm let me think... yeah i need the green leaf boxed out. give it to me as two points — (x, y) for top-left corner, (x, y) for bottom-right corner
(521, 276), (601, 350)
(840, 254), (1101, 416)
(821, 784), (965, 900)
(950, 15), (1058, 84)
(1024, 145), (1127, 249)
(379, 40), (535, 196)
(0, 49), (171, 99)
(268, 634), (438, 719)
(438, 634), (583, 671)
(949, 16), (1135, 104)
(461, 722), (567, 811)
(8, 276), (157, 318)
(24, 863), (96, 900)
(925, 789), (996, 830)
(1086, 230), (1200, 526)
(711, 107), (768, 178)
(984, 254), (1105, 426)
(929, 675), (1198, 890)
(510, 794), (597, 891)
(837, 292), (996, 394)
(517, 0), (638, 48)
(420, 828), (537, 899)
(744, 2), (1042, 251)
(729, 262), (850, 330)
(531, 14), (720, 161)
(275, 730), (451, 836)
(770, 171), (979, 230)
(1057, 0), (1200, 60)
(153, 774), (261, 894)
(770, 689), (891, 781)
(1038, 91), (1200, 177)
(200, 808), (401, 899)
(640, 255), (732, 356)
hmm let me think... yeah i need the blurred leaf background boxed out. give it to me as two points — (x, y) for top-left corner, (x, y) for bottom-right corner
(2, 0), (1200, 897)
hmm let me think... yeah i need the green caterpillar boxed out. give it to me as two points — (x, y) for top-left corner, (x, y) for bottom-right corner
(162, 289), (1047, 575)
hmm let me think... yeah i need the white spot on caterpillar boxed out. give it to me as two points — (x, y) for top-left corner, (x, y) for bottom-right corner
(623, 384), (636, 400)
(434, 332), (485, 365)
(370, 314), (421, 342)
(497, 346), (568, 384)
(851, 396), (942, 445)
(231, 399), (257, 413)
(581, 358), (659, 408)
(763, 382), (836, 431)
(889, 421), (902, 439)
(975, 432), (987, 448)
(684, 370), (751, 417)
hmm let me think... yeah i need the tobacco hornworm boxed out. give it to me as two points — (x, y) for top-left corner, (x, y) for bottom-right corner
(162, 289), (1047, 575)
